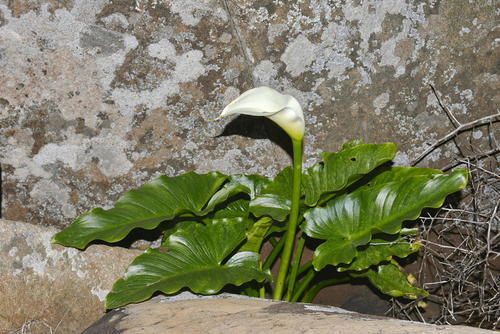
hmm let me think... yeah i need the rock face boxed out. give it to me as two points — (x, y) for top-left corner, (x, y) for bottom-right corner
(83, 293), (494, 334)
(0, 0), (497, 228)
(0, 219), (141, 333)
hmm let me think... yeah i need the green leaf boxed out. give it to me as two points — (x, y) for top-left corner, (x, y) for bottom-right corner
(106, 218), (270, 309)
(161, 220), (200, 245)
(303, 169), (468, 270)
(250, 167), (294, 221)
(338, 236), (420, 272)
(302, 141), (397, 206)
(362, 167), (444, 187)
(355, 263), (428, 299)
(227, 174), (270, 199)
(204, 174), (269, 212)
(239, 217), (274, 252)
(208, 174), (270, 220)
(213, 199), (250, 219)
(52, 172), (228, 249)
(206, 174), (272, 222)
(265, 222), (288, 236)
(341, 138), (364, 149)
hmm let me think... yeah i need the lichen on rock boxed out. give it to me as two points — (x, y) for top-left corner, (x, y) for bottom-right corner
(0, 0), (497, 228)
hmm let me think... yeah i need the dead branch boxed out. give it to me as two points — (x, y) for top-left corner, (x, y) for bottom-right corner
(411, 113), (500, 166)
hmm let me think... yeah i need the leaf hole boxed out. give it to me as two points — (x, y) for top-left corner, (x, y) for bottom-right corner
(350, 157), (356, 161)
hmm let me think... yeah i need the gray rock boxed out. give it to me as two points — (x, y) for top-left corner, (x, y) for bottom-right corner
(0, 219), (141, 333)
(0, 0), (497, 228)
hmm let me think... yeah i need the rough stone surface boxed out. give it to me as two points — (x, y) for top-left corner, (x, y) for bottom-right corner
(83, 293), (495, 334)
(0, 219), (142, 333)
(0, 0), (498, 227)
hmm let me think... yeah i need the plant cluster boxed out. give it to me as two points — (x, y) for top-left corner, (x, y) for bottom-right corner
(52, 87), (467, 309)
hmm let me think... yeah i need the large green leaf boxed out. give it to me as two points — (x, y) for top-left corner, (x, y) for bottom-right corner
(355, 262), (428, 299)
(362, 167), (443, 187)
(250, 167), (294, 221)
(247, 142), (397, 219)
(302, 141), (397, 206)
(106, 218), (270, 309)
(161, 220), (200, 245)
(52, 172), (228, 249)
(213, 199), (250, 219)
(338, 236), (420, 272)
(303, 169), (468, 270)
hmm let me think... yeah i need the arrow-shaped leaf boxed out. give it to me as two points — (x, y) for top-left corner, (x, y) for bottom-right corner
(303, 169), (468, 270)
(204, 174), (269, 213)
(338, 236), (420, 272)
(302, 141), (397, 206)
(52, 172), (228, 249)
(250, 167), (294, 221)
(239, 217), (274, 252)
(213, 199), (250, 219)
(362, 167), (443, 187)
(106, 218), (270, 309)
(354, 262), (428, 299)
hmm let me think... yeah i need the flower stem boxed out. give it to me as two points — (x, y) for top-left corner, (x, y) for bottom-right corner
(273, 138), (303, 300)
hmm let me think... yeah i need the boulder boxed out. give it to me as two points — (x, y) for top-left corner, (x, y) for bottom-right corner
(0, 219), (141, 333)
(83, 292), (494, 334)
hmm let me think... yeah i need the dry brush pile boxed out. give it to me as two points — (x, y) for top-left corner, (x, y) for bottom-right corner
(389, 88), (499, 329)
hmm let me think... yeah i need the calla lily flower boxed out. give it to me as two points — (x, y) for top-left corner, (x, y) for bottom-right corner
(215, 86), (305, 141)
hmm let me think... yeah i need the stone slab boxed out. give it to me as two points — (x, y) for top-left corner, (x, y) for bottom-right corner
(83, 293), (494, 334)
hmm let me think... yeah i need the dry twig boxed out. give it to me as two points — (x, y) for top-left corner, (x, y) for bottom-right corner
(411, 113), (500, 166)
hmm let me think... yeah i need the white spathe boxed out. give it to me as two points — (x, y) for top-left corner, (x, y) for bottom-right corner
(217, 86), (305, 141)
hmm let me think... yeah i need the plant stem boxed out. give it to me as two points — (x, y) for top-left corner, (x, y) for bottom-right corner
(273, 138), (303, 300)
(285, 234), (306, 301)
(263, 236), (285, 270)
(269, 237), (278, 247)
(259, 286), (266, 298)
(300, 276), (350, 303)
(290, 267), (315, 302)
(297, 260), (312, 276)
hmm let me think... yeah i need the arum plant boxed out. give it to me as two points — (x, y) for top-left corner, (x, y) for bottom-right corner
(52, 86), (468, 309)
